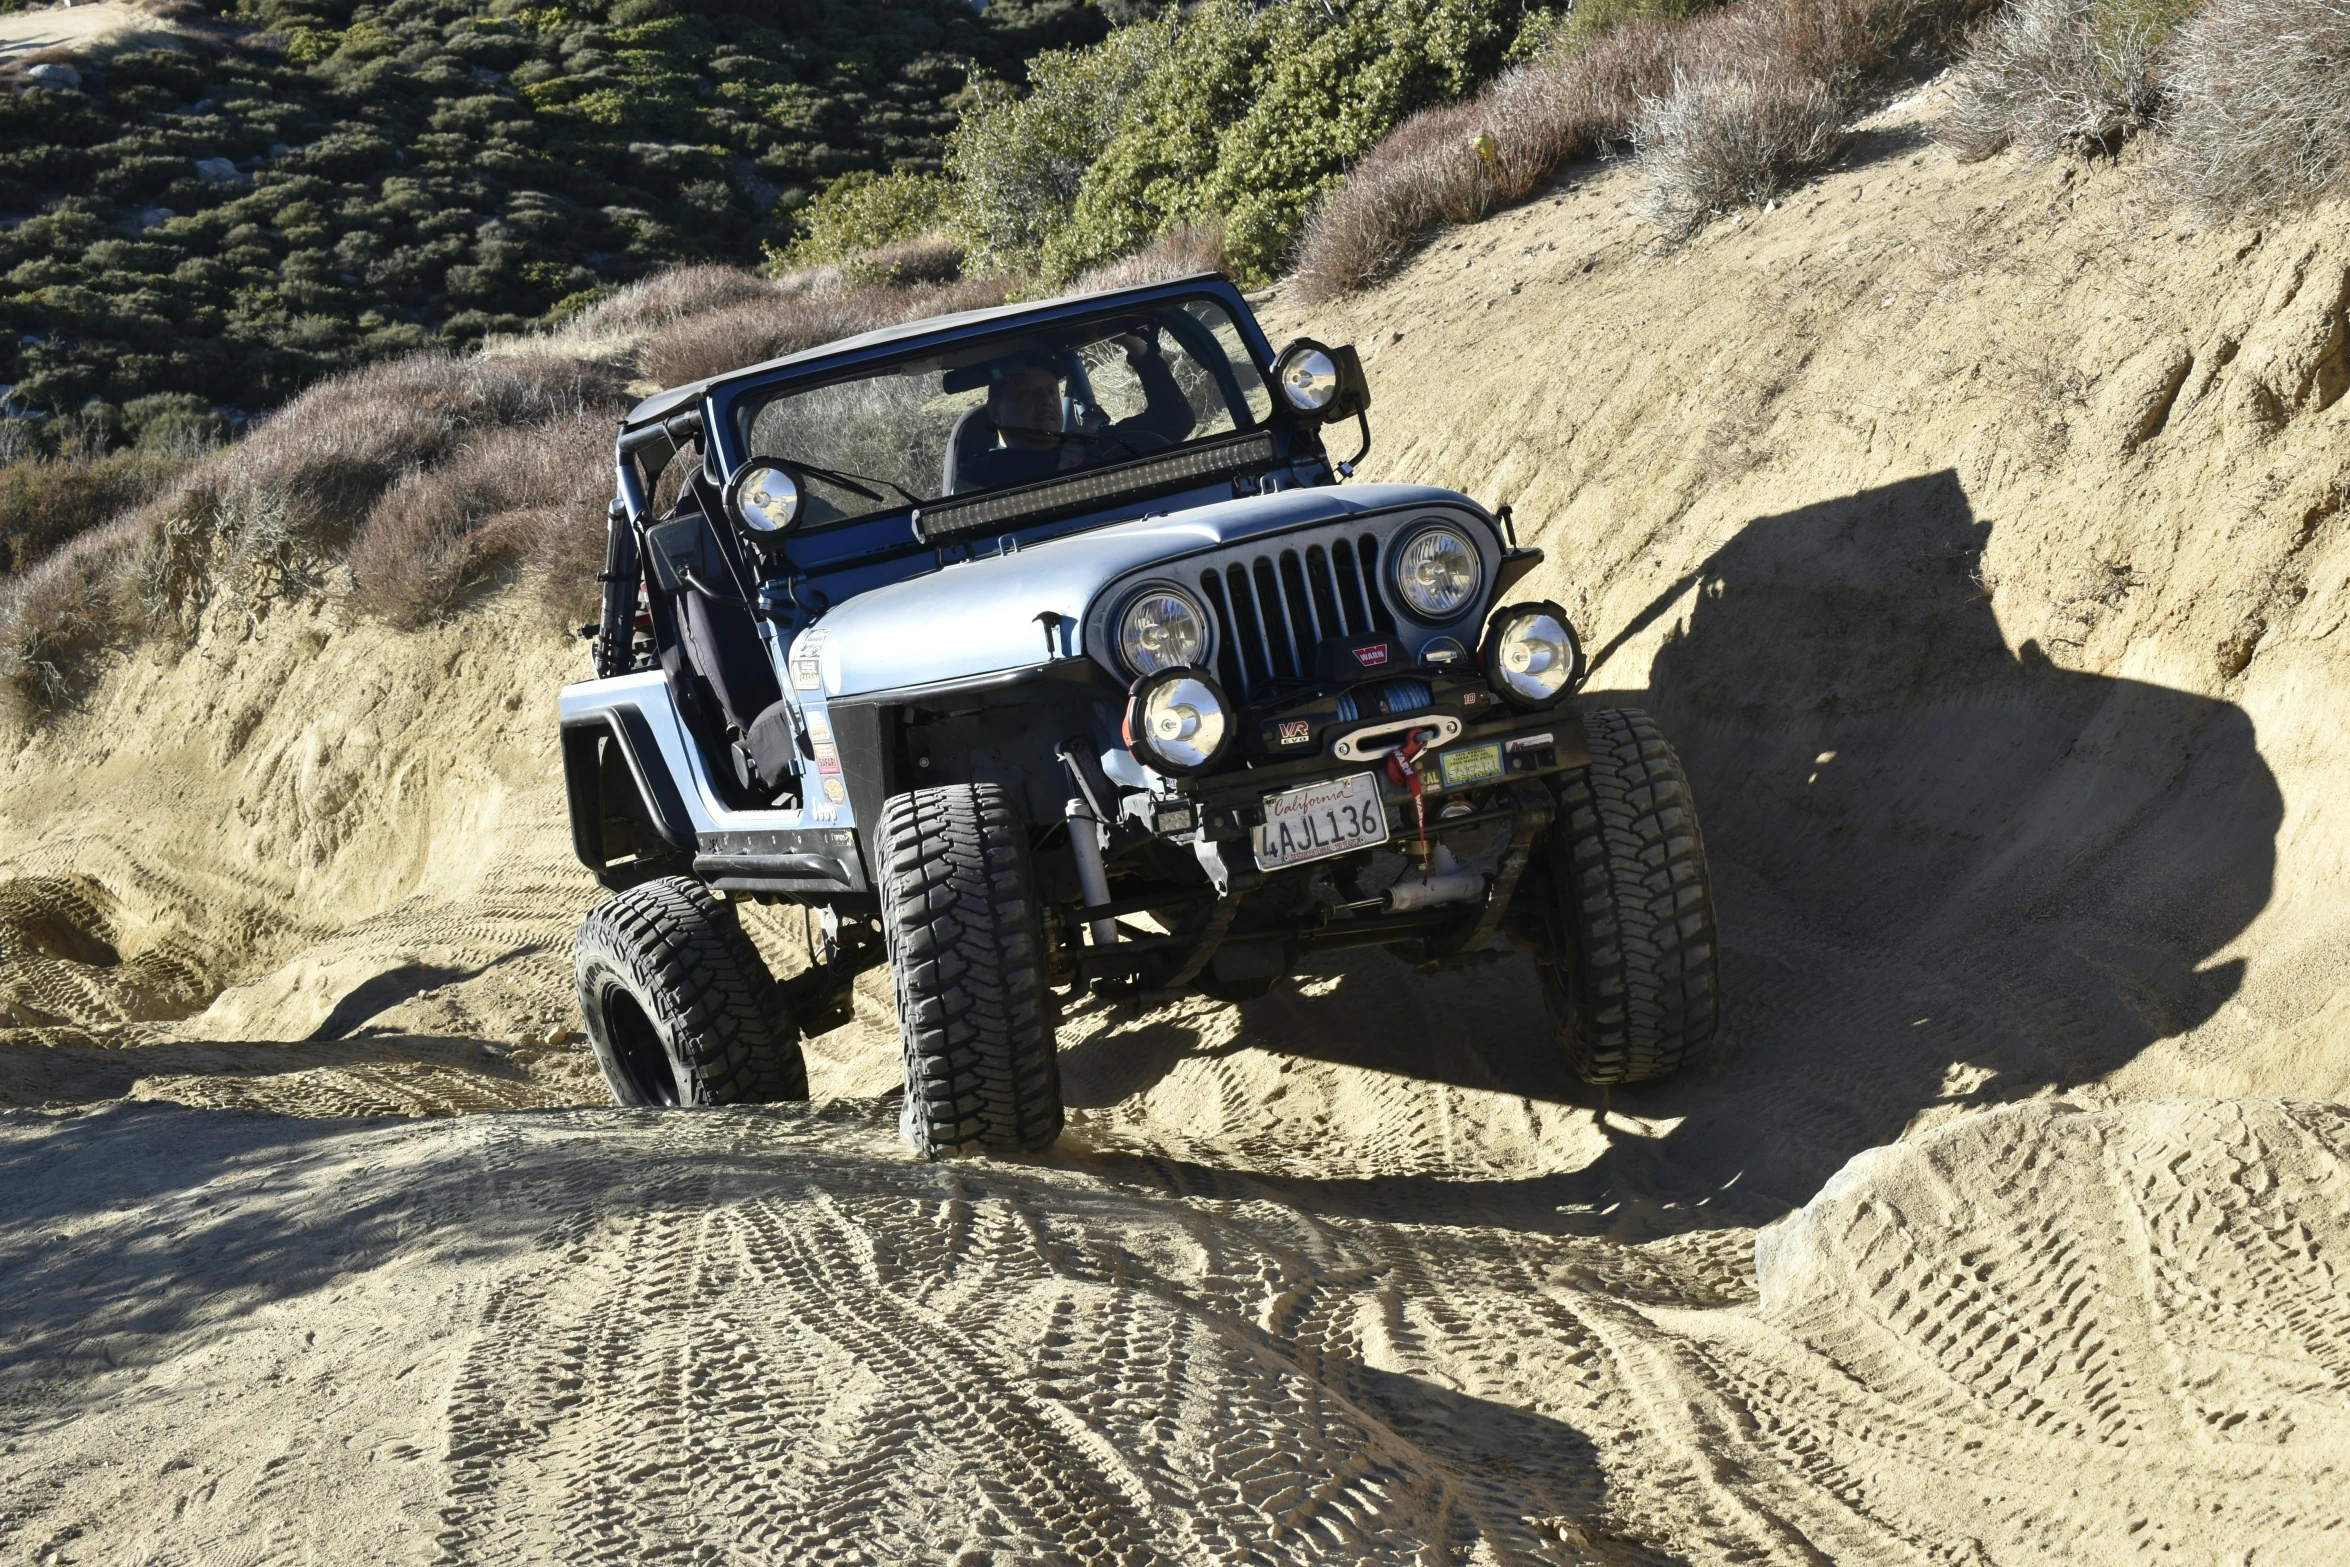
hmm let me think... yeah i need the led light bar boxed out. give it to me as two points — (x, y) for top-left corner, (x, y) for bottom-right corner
(915, 431), (1279, 543)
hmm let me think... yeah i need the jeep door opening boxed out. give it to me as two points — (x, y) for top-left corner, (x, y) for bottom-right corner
(561, 274), (1720, 1155)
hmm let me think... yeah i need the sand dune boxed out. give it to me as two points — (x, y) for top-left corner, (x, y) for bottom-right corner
(3, 86), (2348, 1563)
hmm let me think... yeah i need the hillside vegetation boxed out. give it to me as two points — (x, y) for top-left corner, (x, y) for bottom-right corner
(10, 0), (2350, 449)
(0, 0), (1098, 421)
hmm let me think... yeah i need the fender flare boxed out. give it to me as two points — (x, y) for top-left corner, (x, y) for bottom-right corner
(561, 708), (699, 870)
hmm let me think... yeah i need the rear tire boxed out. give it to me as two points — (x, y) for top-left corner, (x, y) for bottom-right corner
(1539, 708), (1720, 1084)
(877, 784), (1063, 1157)
(575, 876), (808, 1106)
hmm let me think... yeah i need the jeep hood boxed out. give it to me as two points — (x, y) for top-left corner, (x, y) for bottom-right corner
(801, 484), (1464, 699)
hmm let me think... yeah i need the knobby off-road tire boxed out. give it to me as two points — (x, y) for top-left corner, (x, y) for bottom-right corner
(877, 783), (1063, 1157)
(1541, 707), (1720, 1084)
(575, 875), (808, 1107)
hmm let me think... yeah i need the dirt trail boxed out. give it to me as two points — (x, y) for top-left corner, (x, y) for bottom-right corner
(5, 87), (2349, 1564)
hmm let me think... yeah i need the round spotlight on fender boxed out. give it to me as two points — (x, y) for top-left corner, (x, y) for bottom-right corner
(1122, 667), (1233, 775)
(1481, 601), (1583, 708)
(730, 461), (801, 534)
(1273, 341), (1340, 415)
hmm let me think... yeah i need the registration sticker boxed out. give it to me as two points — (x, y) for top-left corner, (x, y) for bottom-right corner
(1436, 743), (1505, 790)
(1253, 771), (1390, 871)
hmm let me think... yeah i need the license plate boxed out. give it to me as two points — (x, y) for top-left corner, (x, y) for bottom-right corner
(1252, 771), (1390, 871)
(1436, 742), (1504, 789)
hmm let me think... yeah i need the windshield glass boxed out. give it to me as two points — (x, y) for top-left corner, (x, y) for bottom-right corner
(732, 296), (1274, 529)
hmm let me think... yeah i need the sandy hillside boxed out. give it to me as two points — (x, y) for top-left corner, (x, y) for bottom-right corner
(4, 83), (2349, 1564)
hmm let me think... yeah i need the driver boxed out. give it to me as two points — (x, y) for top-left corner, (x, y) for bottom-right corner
(957, 330), (1196, 493)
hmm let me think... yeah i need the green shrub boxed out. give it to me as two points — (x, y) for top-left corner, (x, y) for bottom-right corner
(949, 21), (1180, 272)
(1204, 0), (1530, 278)
(1546, 0), (1729, 54)
(1038, 6), (1269, 282)
(952, 0), (1553, 287)
(123, 393), (231, 455)
(776, 171), (962, 269)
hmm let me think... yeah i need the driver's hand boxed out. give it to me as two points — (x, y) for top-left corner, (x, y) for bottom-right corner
(1113, 328), (1160, 364)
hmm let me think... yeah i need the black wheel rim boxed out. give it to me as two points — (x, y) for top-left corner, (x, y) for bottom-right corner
(603, 988), (681, 1106)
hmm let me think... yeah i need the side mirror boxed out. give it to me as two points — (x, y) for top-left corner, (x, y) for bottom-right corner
(1272, 338), (1371, 423)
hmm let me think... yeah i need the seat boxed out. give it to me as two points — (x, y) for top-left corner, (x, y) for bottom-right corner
(645, 511), (800, 794)
(940, 404), (998, 495)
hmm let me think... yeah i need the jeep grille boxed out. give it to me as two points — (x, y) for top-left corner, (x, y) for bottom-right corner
(1198, 533), (1396, 702)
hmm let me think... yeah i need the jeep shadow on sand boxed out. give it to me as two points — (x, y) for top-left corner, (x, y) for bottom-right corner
(560, 274), (1721, 1155)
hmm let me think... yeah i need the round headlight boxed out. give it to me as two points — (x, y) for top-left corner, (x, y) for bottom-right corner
(1481, 601), (1583, 708)
(731, 462), (800, 534)
(1122, 668), (1232, 775)
(1393, 525), (1482, 620)
(1275, 345), (1340, 415)
(1117, 586), (1208, 677)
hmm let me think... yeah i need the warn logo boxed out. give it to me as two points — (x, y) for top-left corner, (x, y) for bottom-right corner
(1352, 643), (1391, 669)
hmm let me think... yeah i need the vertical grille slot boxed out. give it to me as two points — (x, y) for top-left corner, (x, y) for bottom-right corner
(1329, 538), (1370, 632)
(1359, 532), (1398, 634)
(1304, 546), (1346, 642)
(1252, 558), (1299, 681)
(1278, 550), (1319, 670)
(1218, 564), (1272, 697)
(1198, 569), (1250, 699)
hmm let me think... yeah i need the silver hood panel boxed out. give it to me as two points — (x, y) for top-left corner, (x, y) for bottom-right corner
(801, 483), (1471, 699)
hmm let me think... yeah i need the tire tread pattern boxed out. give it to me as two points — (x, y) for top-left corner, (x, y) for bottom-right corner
(574, 875), (807, 1105)
(878, 783), (1063, 1156)
(1547, 707), (1720, 1084)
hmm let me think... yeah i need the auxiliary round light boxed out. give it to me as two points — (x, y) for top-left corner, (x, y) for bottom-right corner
(1117, 585), (1208, 677)
(1274, 343), (1341, 414)
(1393, 524), (1483, 620)
(1481, 601), (1583, 708)
(730, 462), (801, 534)
(1122, 668), (1232, 775)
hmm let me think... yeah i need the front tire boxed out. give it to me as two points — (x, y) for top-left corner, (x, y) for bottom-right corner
(877, 784), (1063, 1157)
(1539, 708), (1720, 1084)
(575, 876), (808, 1106)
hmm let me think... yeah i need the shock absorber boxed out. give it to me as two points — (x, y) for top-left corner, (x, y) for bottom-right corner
(1055, 738), (1120, 948)
(1065, 795), (1119, 947)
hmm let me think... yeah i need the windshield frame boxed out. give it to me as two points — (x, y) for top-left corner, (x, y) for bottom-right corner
(702, 281), (1281, 533)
